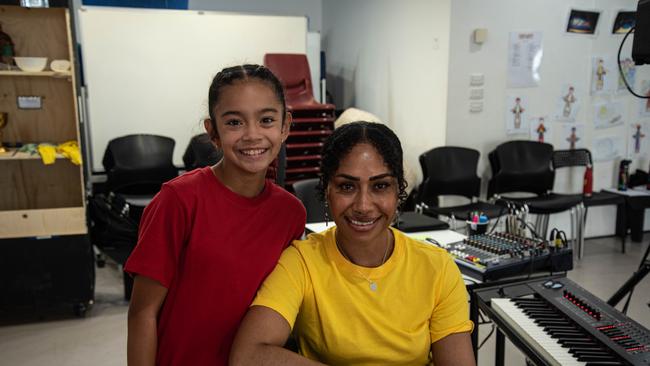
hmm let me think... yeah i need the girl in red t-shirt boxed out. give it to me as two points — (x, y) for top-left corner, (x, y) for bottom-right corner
(125, 64), (306, 365)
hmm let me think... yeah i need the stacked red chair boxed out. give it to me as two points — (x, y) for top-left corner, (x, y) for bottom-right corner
(264, 53), (336, 189)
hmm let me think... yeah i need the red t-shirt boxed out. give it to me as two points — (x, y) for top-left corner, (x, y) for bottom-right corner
(125, 167), (306, 365)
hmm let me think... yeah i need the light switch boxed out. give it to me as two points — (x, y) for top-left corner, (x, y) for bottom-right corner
(470, 73), (484, 86)
(470, 102), (483, 113)
(470, 88), (484, 100)
(473, 29), (488, 44)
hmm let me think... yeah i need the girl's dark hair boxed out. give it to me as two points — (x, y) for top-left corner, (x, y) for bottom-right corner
(207, 64), (286, 138)
(317, 121), (408, 206)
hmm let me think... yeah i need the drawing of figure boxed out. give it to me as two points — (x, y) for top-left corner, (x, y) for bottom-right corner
(511, 97), (524, 129)
(596, 59), (606, 91)
(535, 118), (547, 143)
(566, 127), (579, 149)
(633, 124), (646, 153)
(562, 86), (576, 118)
(618, 59), (635, 90)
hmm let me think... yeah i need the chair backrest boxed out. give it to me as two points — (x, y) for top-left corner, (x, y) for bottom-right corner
(292, 178), (327, 223)
(182, 133), (223, 170)
(263, 53), (315, 106)
(552, 149), (592, 169)
(487, 140), (554, 197)
(417, 146), (481, 205)
(102, 134), (177, 194)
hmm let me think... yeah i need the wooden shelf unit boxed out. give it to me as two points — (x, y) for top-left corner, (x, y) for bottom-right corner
(0, 5), (85, 239)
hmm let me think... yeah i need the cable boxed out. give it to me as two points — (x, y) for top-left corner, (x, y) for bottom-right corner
(478, 324), (496, 350)
(617, 26), (650, 99)
(488, 205), (508, 234)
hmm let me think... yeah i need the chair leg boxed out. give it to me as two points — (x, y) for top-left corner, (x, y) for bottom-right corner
(569, 207), (576, 256)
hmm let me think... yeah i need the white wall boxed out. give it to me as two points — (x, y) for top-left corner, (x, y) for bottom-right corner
(189, 0), (322, 32)
(322, 0), (451, 182)
(446, 0), (650, 237)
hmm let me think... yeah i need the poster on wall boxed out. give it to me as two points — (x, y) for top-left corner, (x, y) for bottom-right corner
(555, 84), (580, 122)
(507, 31), (543, 88)
(593, 135), (625, 162)
(566, 9), (600, 35)
(529, 116), (551, 143)
(612, 11), (636, 34)
(617, 58), (636, 93)
(561, 123), (585, 149)
(593, 100), (624, 129)
(638, 80), (650, 118)
(505, 95), (529, 135)
(628, 122), (649, 157)
(590, 56), (616, 95)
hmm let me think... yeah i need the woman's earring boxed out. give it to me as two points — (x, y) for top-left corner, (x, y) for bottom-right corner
(324, 202), (330, 227)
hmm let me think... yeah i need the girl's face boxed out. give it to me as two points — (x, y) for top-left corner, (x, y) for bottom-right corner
(206, 80), (290, 178)
(327, 143), (399, 246)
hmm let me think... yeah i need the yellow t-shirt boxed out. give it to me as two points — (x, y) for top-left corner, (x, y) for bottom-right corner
(252, 227), (474, 365)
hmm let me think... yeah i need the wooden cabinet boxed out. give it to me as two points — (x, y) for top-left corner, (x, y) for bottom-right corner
(0, 5), (86, 239)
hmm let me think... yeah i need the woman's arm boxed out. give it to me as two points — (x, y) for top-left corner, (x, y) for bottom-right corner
(431, 332), (476, 366)
(230, 306), (325, 366)
(127, 275), (168, 366)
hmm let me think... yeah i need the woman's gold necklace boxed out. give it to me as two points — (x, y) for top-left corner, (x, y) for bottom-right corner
(335, 233), (391, 292)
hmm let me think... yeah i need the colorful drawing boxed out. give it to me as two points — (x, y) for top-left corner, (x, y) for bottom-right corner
(591, 56), (616, 95)
(612, 11), (636, 34)
(632, 124), (645, 154)
(512, 97), (525, 128)
(556, 84), (580, 122)
(639, 80), (650, 118)
(593, 101), (624, 129)
(618, 58), (636, 92)
(566, 9), (600, 35)
(561, 124), (585, 150)
(505, 95), (529, 135)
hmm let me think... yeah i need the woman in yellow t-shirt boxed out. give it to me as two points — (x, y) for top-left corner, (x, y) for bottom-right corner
(230, 122), (475, 366)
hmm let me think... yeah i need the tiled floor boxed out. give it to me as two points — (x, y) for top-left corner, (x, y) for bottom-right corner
(0, 235), (648, 366)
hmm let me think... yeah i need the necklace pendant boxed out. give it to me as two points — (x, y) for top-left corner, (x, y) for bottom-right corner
(369, 282), (378, 291)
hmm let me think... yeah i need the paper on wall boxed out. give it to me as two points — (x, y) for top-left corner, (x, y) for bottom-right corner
(507, 31), (543, 88)
(638, 80), (650, 118)
(593, 135), (625, 162)
(593, 100), (624, 129)
(628, 122), (650, 157)
(555, 84), (580, 122)
(529, 116), (551, 143)
(590, 56), (616, 95)
(505, 95), (530, 135)
(560, 123), (585, 150)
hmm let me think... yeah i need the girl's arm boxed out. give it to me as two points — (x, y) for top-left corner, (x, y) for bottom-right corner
(127, 275), (168, 366)
(431, 332), (476, 366)
(229, 306), (325, 366)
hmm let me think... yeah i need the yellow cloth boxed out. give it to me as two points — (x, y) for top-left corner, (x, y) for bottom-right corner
(252, 227), (473, 366)
(37, 144), (57, 165)
(57, 141), (82, 165)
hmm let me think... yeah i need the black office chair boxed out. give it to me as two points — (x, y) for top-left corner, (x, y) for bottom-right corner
(416, 147), (503, 226)
(552, 149), (626, 257)
(100, 134), (178, 300)
(488, 141), (583, 246)
(183, 133), (223, 170)
(103, 134), (178, 197)
(293, 178), (329, 223)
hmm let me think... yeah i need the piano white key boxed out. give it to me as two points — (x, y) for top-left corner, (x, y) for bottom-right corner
(491, 298), (586, 366)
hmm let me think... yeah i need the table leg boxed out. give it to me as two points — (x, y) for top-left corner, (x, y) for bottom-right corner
(496, 329), (505, 366)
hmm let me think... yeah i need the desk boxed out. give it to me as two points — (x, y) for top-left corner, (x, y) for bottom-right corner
(603, 187), (650, 242)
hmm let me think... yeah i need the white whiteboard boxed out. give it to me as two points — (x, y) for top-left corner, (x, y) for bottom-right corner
(77, 6), (307, 172)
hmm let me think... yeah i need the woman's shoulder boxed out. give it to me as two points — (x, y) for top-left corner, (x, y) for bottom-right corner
(394, 229), (454, 264)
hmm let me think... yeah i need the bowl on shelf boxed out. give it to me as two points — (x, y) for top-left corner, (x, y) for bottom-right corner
(14, 57), (48, 72)
(50, 59), (71, 73)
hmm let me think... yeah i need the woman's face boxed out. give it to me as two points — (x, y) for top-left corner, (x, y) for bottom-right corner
(327, 143), (399, 246)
